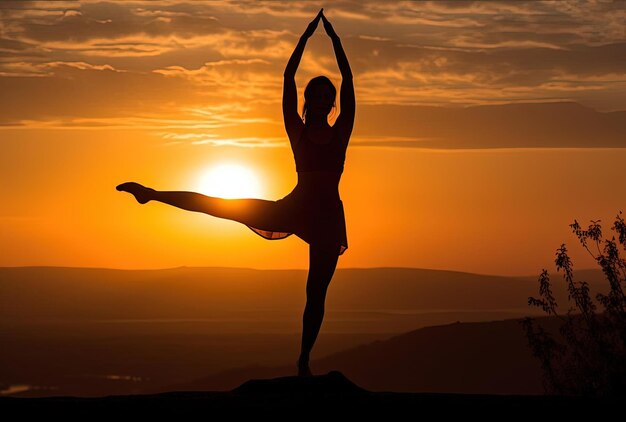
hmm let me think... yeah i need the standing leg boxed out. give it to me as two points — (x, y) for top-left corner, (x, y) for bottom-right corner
(298, 243), (340, 376)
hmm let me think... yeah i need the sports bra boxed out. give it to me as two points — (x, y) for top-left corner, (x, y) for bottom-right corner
(293, 124), (347, 173)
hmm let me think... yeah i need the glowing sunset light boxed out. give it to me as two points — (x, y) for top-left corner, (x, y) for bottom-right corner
(2, 1), (626, 275)
(195, 163), (263, 199)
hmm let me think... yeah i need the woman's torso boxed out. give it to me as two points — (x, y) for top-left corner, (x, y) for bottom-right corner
(292, 123), (347, 200)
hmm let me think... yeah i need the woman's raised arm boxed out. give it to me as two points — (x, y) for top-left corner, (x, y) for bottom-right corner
(283, 10), (323, 142)
(321, 12), (355, 142)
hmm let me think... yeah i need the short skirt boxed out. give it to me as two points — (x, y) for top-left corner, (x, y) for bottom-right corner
(244, 186), (348, 256)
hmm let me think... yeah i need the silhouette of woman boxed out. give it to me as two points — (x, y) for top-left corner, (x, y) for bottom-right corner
(116, 8), (354, 377)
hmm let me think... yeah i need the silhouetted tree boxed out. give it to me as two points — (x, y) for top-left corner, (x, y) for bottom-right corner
(520, 211), (626, 396)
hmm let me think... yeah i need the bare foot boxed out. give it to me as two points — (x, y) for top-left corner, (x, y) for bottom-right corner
(116, 182), (155, 204)
(297, 359), (313, 377)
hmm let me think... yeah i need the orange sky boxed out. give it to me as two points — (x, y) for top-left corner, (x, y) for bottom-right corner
(1, 1), (625, 275)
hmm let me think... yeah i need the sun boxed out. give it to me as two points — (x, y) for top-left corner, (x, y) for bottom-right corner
(195, 163), (263, 199)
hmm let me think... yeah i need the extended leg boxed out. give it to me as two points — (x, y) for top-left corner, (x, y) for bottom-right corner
(298, 243), (339, 376)
(151, 190), (283, 227)
(117, 182), (280, 226)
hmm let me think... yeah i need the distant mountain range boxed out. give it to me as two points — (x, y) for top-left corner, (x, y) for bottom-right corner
(154, 315), (564, 396)
(1, 266), (609, 397)
(0, 266), (608, 320)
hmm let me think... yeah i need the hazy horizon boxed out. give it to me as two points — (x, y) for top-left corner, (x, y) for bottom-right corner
(0, 263), (604, 278)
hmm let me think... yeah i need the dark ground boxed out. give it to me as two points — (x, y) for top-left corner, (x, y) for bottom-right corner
(1, 371), (621, 417)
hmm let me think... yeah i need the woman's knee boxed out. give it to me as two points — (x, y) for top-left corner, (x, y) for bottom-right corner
(200, 198), (266, 228)
(309, 244), (340, 267)
(306, 258), (336, 299)
(305, 278), (329, 300)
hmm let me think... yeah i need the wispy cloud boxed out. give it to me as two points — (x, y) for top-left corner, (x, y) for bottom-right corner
(0, 0), (624, 148)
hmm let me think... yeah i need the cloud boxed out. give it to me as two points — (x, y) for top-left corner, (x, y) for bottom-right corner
(10, 1), (223, 42)
(352, 101), (626, 149)
(154, 101), (626, 150)
(153, 58), (277, 96)
(0, 60), (203, 123)
(0, 0), (625, 149)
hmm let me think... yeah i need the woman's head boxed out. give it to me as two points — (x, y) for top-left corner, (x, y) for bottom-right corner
(302, 76), (337, 123)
